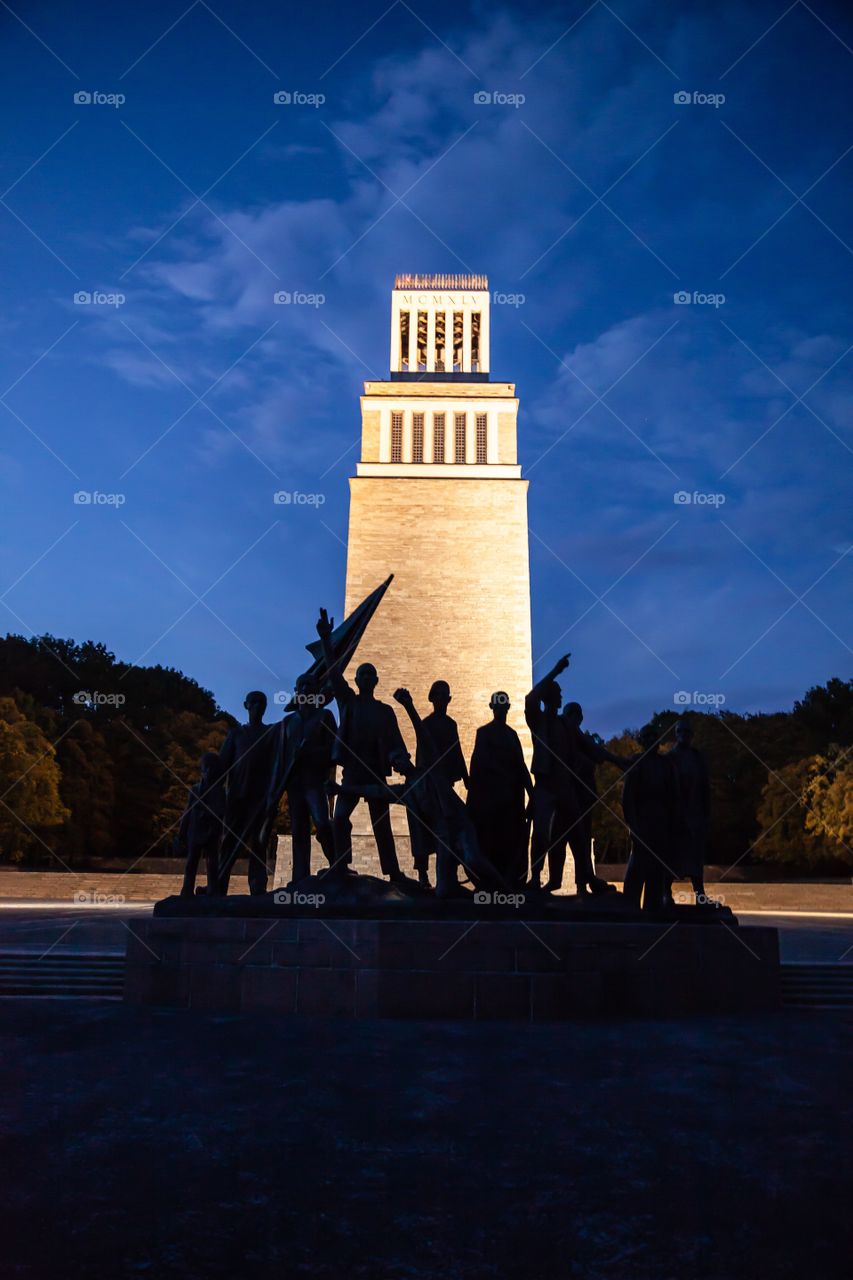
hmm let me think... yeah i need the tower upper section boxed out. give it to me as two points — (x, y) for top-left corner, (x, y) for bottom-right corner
(390, 274), (490, 381)
(356, 273), (520, 478)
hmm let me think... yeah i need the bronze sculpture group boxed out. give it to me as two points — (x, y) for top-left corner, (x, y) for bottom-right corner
(176, 593), (711, 912)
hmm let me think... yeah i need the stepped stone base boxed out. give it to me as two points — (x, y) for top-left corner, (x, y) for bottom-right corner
(125, 897), (780, 1019)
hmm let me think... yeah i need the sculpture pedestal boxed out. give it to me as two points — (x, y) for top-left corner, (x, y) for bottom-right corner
(125, 880), (780, 1019)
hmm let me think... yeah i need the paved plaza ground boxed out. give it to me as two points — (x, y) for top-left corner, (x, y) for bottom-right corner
(2, 888), (851, 1277)
(2, 997), (851, 1279)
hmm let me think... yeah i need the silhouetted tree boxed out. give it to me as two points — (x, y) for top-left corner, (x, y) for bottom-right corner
(754, 756), (831, 868)
(804, 745), (853, 858)
(793, 678), (853, 747)
(53, 718), (116, 864)
(0, 635), (235, 866)
(0, 695), (68, 861)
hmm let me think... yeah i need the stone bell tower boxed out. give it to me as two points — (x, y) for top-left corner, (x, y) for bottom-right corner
(343, 274), (533, 812)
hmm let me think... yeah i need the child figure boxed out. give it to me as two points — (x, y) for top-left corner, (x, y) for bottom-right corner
(176, 752), (225, 897)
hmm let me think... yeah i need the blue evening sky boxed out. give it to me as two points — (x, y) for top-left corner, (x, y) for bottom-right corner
(0, 0), (850, 734)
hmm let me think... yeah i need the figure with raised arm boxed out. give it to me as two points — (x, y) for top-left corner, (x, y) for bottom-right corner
(316, 608), (407, 882)
(410, 679), (469, 887)
(467, 692), (532, 887)
(524, 654), (579, 891)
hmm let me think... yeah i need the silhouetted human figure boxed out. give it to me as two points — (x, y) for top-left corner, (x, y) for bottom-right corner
(176, 752), (225, 897)
(622, 725), (678, 912)
(216, 691), (276, 895)
(264, 670), (337, 883)
(524, 654), (579, 890)
(670, 714), (711, 904)
(556, 702), (620, 896)
(467, 692), (532, 886)
(329, 688), (502, 897)
(410, 679), (469, 886)
(317, 610), (407, 882)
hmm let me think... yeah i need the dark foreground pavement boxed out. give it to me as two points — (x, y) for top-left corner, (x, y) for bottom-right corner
(1, 1002), (850, 1280)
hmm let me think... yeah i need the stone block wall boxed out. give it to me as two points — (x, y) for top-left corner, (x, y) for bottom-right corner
(124, 916), (781, 1019)
(344, 476), (533, 768)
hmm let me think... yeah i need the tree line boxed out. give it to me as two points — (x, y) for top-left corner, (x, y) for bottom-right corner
(0, 632), (849, 872)
(0, 634), (236, 866)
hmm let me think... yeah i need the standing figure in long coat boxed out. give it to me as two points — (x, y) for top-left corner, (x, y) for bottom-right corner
(467, 692), (532, 887)
(216, 691), (277, 896)
(622, 725), (678, 912)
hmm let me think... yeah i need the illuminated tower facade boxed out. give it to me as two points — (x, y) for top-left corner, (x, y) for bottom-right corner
(343, 274), (533, 827)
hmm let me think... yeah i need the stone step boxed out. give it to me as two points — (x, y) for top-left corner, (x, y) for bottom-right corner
(0, 960), (122, 968)
(781, 964), (853, 1008)
(0, 982), (123, 992)
(780, 984), (853, 990)
(0, 967), (124, 979)
(0, 965), (125, 976)
(0, 955), (123, 963)
(0, 952), (124, 999)
(0, 989), (122, 998)
(781, 977), (853, 987)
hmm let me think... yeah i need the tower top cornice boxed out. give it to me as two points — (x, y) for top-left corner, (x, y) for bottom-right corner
(394, 273), (488, 290)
